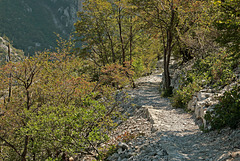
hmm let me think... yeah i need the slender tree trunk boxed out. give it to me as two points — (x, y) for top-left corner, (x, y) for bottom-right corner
(118, 0), (125, 66)
(129, 16), (133, 66)
(32, 138), (36, 161)
(163, 29), (174, 90)
(7, 44), (12, 102)
(21, 135), (29, 161)
(163, 47), (171, 90)
(157, 53), (160, 61)
(107, 32), (116, 63)
(21, 89), (30, 161)
(163, 4), (175, 90)
(26, 90), (30, 110)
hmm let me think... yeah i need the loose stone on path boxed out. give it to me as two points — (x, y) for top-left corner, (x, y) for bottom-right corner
(108, 72), (240, 161)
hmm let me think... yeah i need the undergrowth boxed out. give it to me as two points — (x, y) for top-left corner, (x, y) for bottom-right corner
(170, 49), (240, 130)
(98, 131), (140, 160)
(171, 51), (238, 109)
(205, 85), (240, 130)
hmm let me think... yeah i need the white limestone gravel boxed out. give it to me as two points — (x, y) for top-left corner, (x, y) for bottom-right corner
(108, 72), (240, 161)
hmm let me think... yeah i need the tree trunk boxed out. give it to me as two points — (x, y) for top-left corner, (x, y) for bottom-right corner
(163, 50), (171, 90)
(106, 32), (116, 63)
(21, 135), (29, 161)
(129, 15), (133, 66)
(163, 29), (173, 90)
(7, 44), (12, 102)
(118, 0), (125, 66)
(163, 4), (175, 91)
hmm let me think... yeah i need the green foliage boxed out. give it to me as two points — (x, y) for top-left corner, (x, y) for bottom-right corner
(171, 51), (238, 109)
(213, 0), (240, 53)
(100, 62), (134, 89)
(131, 0), (212, 89)
(161, 86), (174, 98)
(132, 57), (145, 78)
(205, 85), (240, 130)
(194, 51), (237, 87)
(171, 81), (201, 108)
(98, 144), (118, 160)
(0, 39), (120, 160)
(74, 0), (157, 79)
(24, 100), (111, 159)
(131, 36), (160, 78)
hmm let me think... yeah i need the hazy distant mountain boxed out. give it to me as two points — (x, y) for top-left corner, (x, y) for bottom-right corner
(0, 0), (82, 55)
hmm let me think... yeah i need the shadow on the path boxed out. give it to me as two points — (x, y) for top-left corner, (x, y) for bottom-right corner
(132, 128), (234, 160)
(118, 73), (240, 160)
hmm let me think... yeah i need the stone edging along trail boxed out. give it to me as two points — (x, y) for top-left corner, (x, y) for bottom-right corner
(107, 72), (240, 161)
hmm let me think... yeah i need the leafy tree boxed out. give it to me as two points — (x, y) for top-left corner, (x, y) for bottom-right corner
(131, 0), (211, 91)
(74, 0), (144, 66)
(175, 0), (216, 60)
(214, 0), (240, 54)
(0, 54), (45, 160)
(75, 0), (153, 87)
(0, 39), (120, 160)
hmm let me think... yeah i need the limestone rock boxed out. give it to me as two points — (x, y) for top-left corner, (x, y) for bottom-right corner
(117, 142), (129, 151)
(107, 152), (119, 161)
(197, 91), (213, 101)
(187, 96), (197, 111)
(107, 69), (240, 161)
(215, 151), (240, 161)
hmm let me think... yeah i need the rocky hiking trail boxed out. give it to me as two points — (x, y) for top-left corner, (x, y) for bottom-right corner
(107, 72), (240, 161)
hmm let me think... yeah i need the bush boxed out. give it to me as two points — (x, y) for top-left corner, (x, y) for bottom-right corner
(171, 51), (237, 109)
(193, 51), (236, 87)
(171, 81), (201, 108)
(0, 43), (120, 160)
(161, 86), (173, 98)
(205, 85), (240, 130)
(100, 62), (135, 89)
(132, 57), (145, 78)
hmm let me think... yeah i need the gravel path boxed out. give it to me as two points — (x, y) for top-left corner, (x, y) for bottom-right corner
(108, 72), (240, 161)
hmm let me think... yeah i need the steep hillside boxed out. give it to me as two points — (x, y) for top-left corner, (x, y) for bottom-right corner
(0, 0), (82, 55)
(0, 37), (25, 65)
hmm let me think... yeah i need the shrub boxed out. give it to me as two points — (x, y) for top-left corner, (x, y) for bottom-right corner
(98, 144), (118, 160)
(171, 50), (237, 109)
(0, 44), (120, 160)
(100, 62), (134, 89)
(161, 86), (173, 98)
(205, 85), (240, 130)
(132, 57), (145, 78)
(171, 81), (201, 108)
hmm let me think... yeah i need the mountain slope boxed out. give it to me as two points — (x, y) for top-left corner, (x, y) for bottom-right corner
(0, 0), (81, 55)
(0, 37), (25, 65)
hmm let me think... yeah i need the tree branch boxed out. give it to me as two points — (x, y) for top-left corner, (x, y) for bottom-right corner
(0, 136), (21, 156)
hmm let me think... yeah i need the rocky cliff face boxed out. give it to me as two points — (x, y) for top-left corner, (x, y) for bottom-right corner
(0, 0), (83, 55)
(42, 0), (80, 33)
(0, 37), (25, 65)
